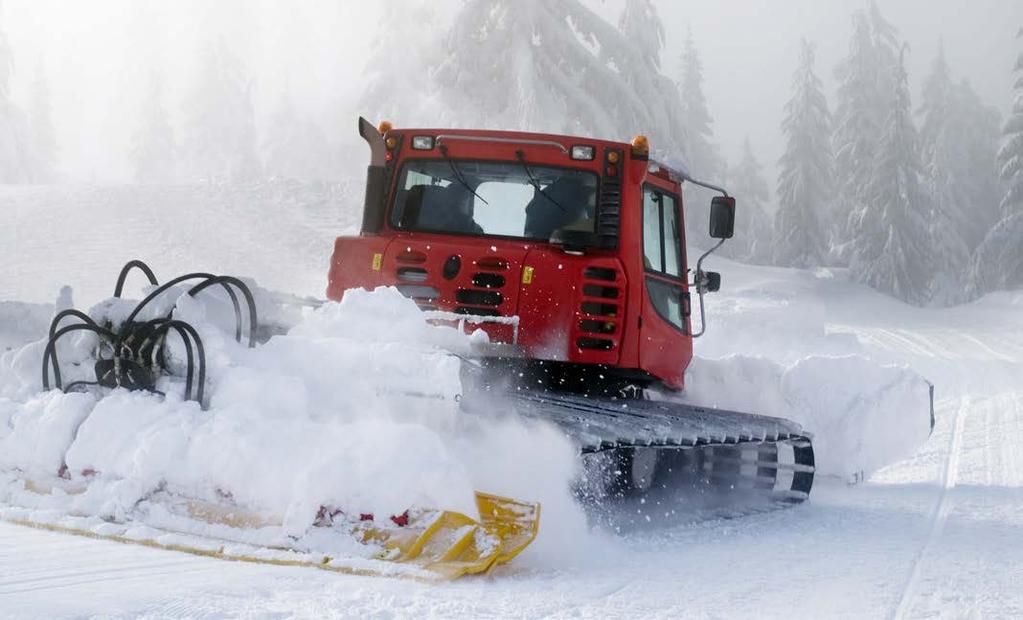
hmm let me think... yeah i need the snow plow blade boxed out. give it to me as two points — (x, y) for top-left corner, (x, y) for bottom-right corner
(2, 479), (539, 581)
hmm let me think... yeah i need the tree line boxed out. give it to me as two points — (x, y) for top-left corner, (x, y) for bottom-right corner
(762, 4), (1022, 305)
(1, 1), (1020, 304)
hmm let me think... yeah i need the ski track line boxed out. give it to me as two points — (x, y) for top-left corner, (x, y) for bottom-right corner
(958, 332), (1017, 363)
(891, 396), (971, 620)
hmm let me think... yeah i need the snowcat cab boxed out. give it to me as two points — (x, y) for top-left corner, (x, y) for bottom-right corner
(329, 118), (815, 520)
(328, 118), (734, 392)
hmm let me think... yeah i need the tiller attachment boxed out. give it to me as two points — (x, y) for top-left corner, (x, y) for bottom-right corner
(42, 260), (258, 406)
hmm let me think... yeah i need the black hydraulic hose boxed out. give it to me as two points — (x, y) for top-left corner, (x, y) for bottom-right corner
(124, 318), (207, 405)
(190, 277), (243, 344)
(42, 323), (117, 391)
(187, 276), (258, 348)
(130, 318), (197, 403)
(122, 273), (215, 327)
(160, 319), (206, 405)
(113, 260), (159, 298)
(63, 380), (100, 393)
(123, 273), (247, 346)
(48, 309), (100, 341)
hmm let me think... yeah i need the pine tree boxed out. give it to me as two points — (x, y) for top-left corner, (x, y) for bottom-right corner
(182, 39), (261, 183)
(725, 137), (771, 262)
(27, 61), (57, 183)
(132, 71), (177, 184)
(917, 44), (1005, 303)
(618, 0), (664, 71)
(774, 39), (831, 269)
(433, 1), (680, 148)
(919, 43), (1001, 253)
(832, 5), (900, 259)
(853, 50), (932, 304)
(998, 27), (1023, 217)
(677, 29), (721, 182)
(360, 0), (449, 125)
(264, 86), (335, 182)
(972, 26), (1023, 296)
(677, 29), (723, 248)
(616, 0), (687, 160)
(0, 0), (29, 183)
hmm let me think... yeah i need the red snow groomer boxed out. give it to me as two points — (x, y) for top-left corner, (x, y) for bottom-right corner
(329, 118), (815, 517)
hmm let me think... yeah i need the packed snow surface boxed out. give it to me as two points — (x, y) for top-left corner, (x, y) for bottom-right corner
(1, 185), (1021, 618)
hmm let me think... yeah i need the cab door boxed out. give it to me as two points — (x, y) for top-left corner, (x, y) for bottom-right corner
(637, 185), (692, 389)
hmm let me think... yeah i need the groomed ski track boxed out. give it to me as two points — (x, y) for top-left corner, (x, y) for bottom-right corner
(2, 187), (1022, 618)
(4, 391), (1021, 618)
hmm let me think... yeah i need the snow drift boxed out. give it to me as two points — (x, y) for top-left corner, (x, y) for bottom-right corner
(0, 285), (583, 561)
(680, 354), (933, 481)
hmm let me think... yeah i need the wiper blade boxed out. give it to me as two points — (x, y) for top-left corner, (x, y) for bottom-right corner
(516, 150), (567, 212)
(439, 145), (488, 205)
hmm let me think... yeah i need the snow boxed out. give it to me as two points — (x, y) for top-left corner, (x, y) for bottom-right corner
(0, 286), (581, 537)
(2, 185), (1023, 617)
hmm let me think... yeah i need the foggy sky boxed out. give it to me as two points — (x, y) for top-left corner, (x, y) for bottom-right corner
(3, 0), (1021, 192)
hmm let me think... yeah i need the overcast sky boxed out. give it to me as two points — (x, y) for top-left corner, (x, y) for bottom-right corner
(3, 0), (1021, 191)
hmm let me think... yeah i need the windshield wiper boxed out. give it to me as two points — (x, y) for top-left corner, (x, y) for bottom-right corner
(516, 150), (567, 212)
(439, 145), (488, 205)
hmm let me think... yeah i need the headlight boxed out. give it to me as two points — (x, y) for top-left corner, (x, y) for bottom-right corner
(412, 136), (435, 150)
(570, 145), (595, 160)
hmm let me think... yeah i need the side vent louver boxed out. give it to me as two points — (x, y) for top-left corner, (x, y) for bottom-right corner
(578, 264), (623, 351)
(597, 148), (623, 250)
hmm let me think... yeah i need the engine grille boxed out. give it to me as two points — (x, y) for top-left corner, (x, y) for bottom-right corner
(577, 264), (622, 351)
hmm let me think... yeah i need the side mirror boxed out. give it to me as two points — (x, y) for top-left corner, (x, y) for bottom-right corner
(709, 196), (735, 239)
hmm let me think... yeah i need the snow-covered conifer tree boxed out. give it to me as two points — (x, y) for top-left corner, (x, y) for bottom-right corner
(774, 39), (831, 269)
(132, 72), (177, 184)
(919, 43), (1001, 253)
(917, 44), (1005, 302)
(852, 50), (933, 304)
(971, 26), (1023, 295)
(831, 5), (900, 259)
(676, 29), (724, 248)
(264, 86), (335, 182)
(677, 29), (721, 183)
(616, 0), (687, 158)
(0, 1), (29, 183)
(434, 1), (679, 147)
(618, 0), (664, 71)
(360, 0), (453, 125)
(183, 39), (261, 183)
(725, 137), (771, 263)
(998, 27), (1023, 217)
(27, 61), (56, 183)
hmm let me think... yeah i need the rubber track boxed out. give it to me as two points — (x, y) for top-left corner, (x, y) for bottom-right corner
(461, 390), (816, 502)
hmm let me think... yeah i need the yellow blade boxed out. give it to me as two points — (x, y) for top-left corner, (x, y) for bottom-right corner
(475, 492), (541, 565)
(13, 478), (541, 580)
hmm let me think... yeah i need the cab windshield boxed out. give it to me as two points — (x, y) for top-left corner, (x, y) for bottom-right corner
(389, 159), (598, 240)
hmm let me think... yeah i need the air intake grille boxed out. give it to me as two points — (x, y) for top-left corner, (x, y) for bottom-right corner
(577, 263), (623, 351)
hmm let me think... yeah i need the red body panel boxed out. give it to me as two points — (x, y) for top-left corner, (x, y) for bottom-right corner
(326, 126), (694, 390)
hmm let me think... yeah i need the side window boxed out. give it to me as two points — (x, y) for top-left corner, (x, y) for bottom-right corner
(642, 186), (687, 332)
(661, 194), (681, 277)
(642, 190), (662, 272)
(647, 279), (686, 330)
(642, 188), (682, 277)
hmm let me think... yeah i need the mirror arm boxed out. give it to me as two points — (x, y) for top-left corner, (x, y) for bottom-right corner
(682, 173), (729, 339)
(691, 238), (725, 338)
(679, 173), (729, 198)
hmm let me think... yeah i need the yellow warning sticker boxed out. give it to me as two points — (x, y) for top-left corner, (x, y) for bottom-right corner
(372, 253), (383, 271)
(521, 266), (534, 284)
